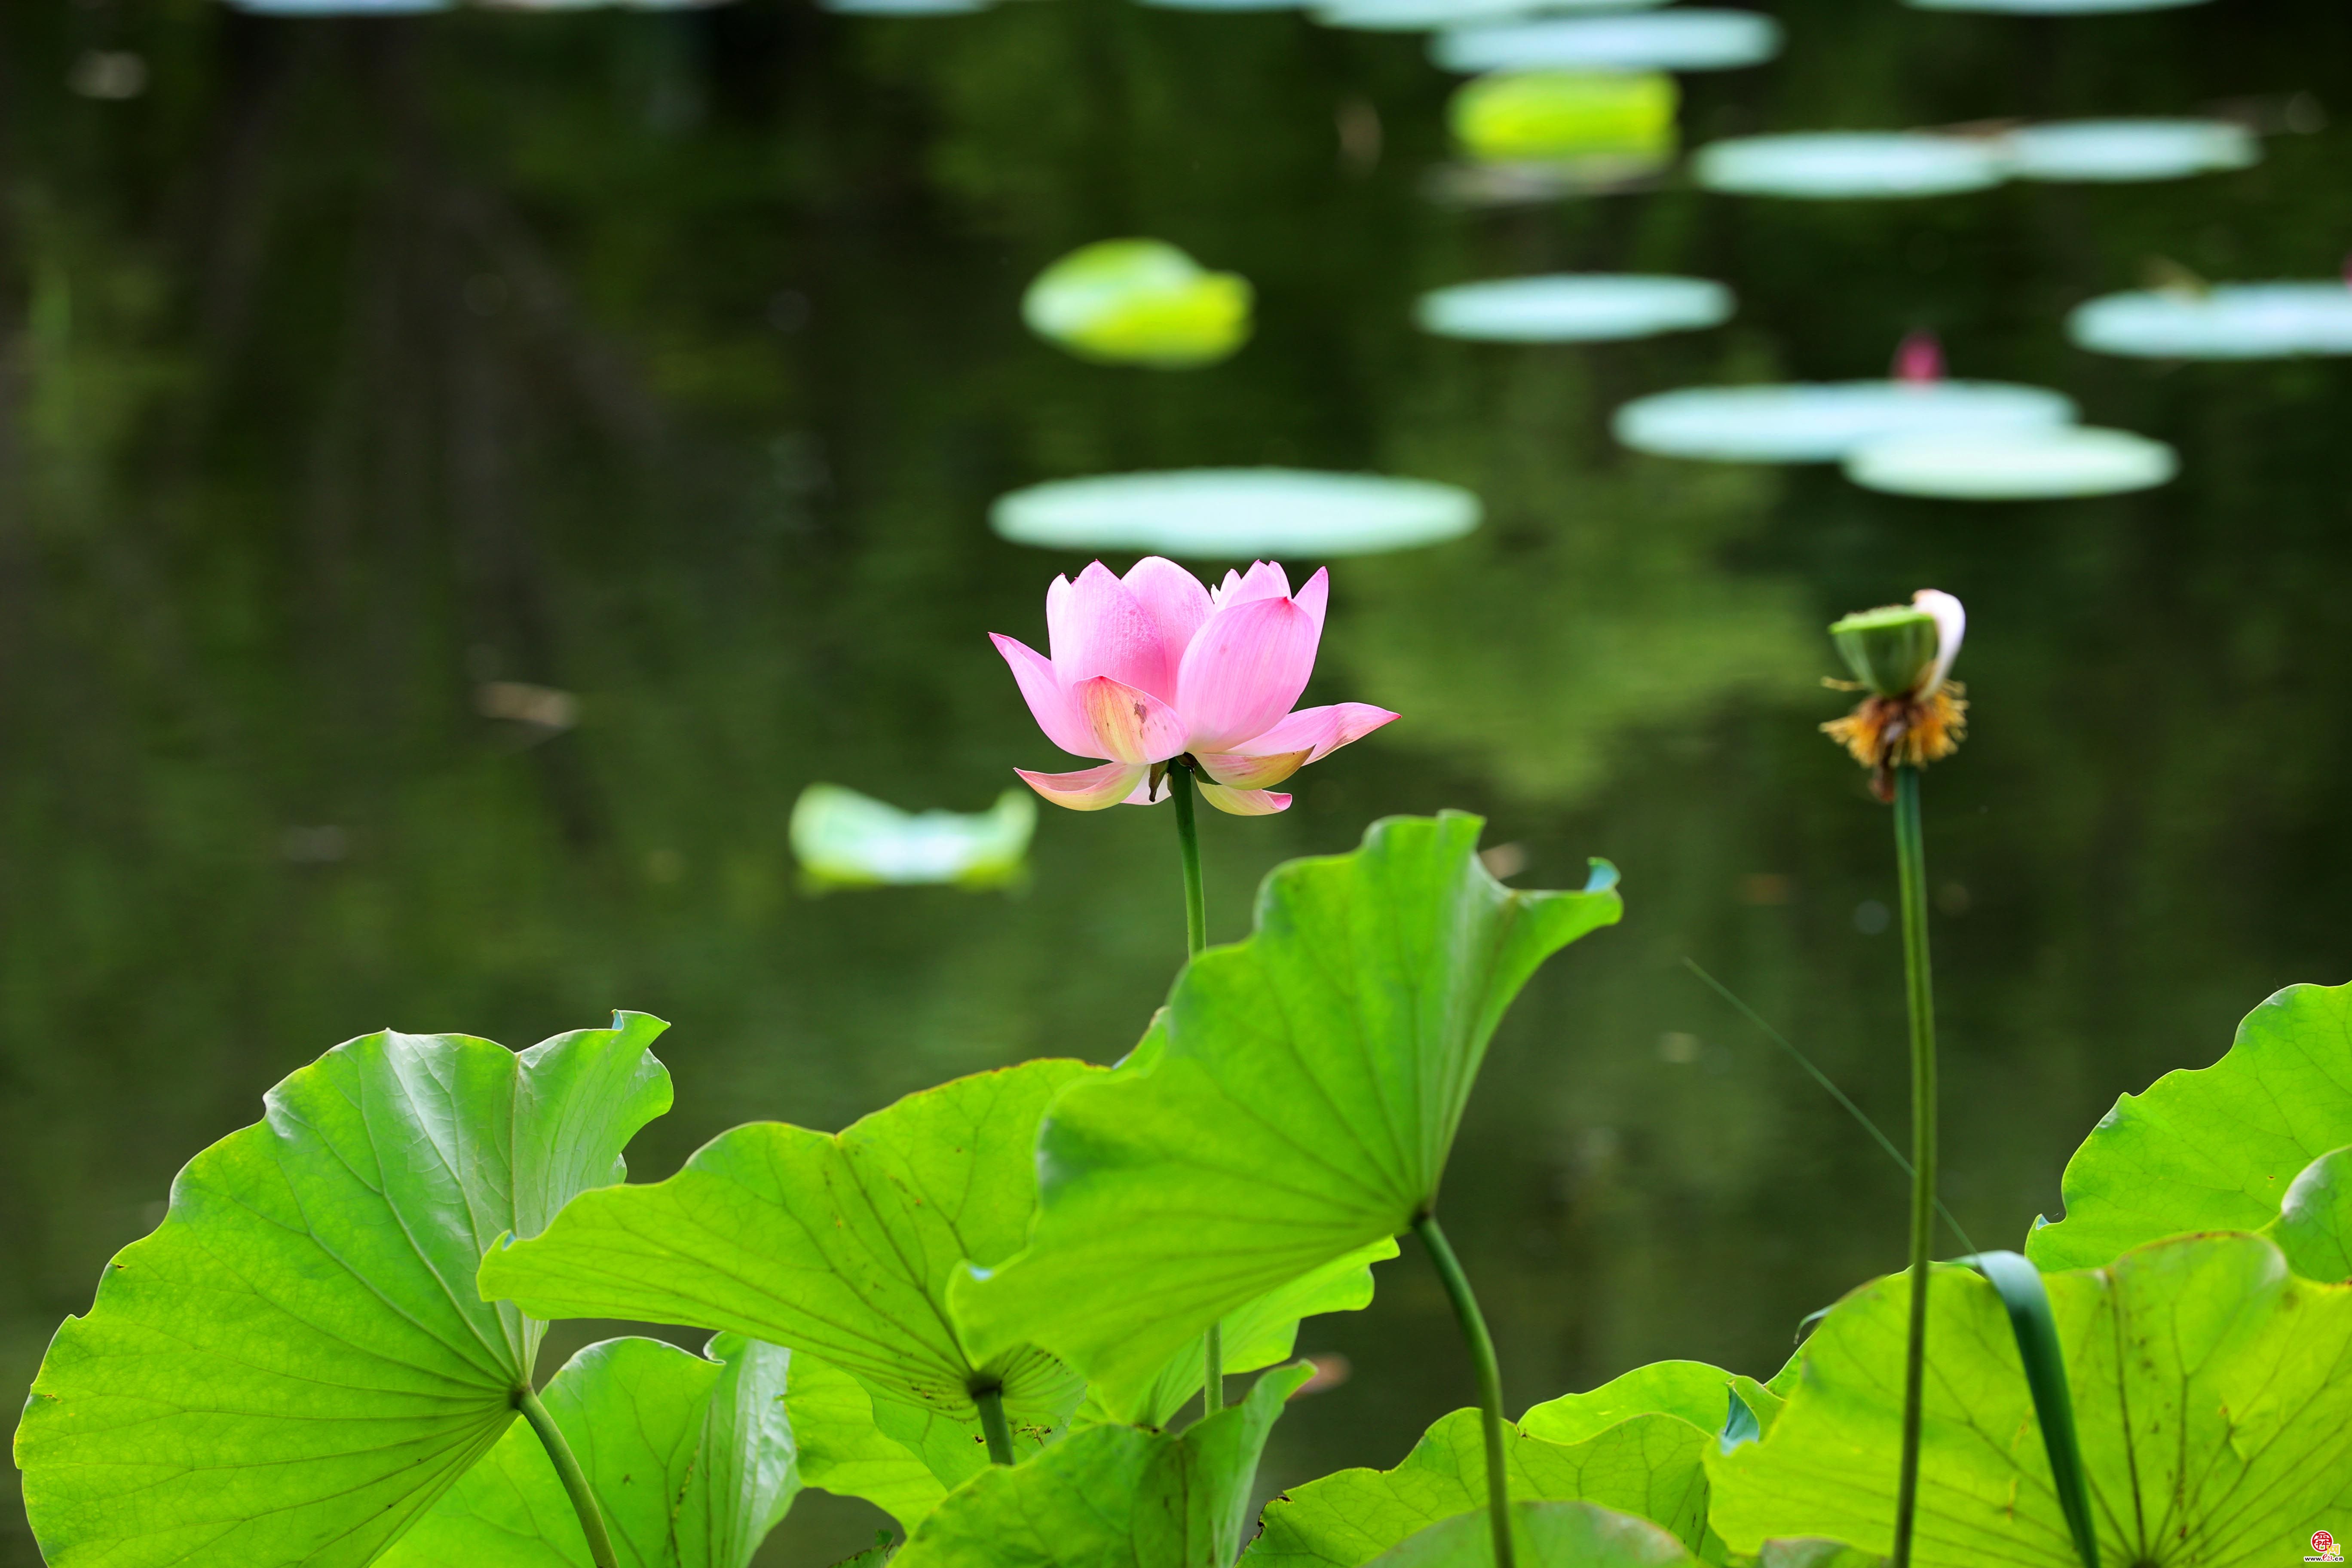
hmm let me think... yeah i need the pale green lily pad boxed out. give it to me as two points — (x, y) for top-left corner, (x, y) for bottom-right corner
(1366, 1501), (1699, 1567)
(481, 1060), (1097, 1432)
(227, 0), (446, 11)
(990, 468), (1482, 557)
(2068, 282), (2352, 360)
(1416, 275), (1731, 343)
(1242, 1402), (1712, 1566)
(892, 1364), (1314, 1567)
(1844, 426), (2177, 499)
(378, 1334), (796, 1568)
(1314, 0), (1666, 31)
(790, 784), (1034, 890)
(2027, 981), (2352, 1270)
(1450, 72), (1677, 163)
(1023, 239), (1253, 369)
(2001, 119), (2257, 183)
(1614, 381), (2075, 464)
(1694, 134), (2007, 199)
(951, 815), (1621, 1397)
(1707, 1234), (2352, 1565)
(15, 1016), (674, 1568)
(1433, 11), (1782, 74)
(1906, 0), (2207, 12)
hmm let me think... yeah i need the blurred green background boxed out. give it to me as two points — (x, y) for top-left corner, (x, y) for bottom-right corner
(3, 0), (2349, 1560)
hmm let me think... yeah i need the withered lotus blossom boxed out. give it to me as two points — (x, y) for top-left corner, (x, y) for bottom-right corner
(1821, 589), (1968, 802)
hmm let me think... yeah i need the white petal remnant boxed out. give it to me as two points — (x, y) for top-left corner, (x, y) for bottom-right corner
(1845, 427), (2179, 500)
(791, 786), (1037, 889)
(2068, 283), (2352, 360)
(992, 469), (1481, 558)
(1695, 132), (2008, 199)
(1614, 381), (2076, 464)
(1416, 274), (1733, 343)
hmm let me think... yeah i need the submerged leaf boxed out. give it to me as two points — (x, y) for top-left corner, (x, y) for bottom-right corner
(1365, 1500), (1699, 1567)
(2028, 981), (2352, 1269)
(893, 1363), (1315, 1568)
(1243, 1402), (1711, 1567)
(953, 815), (1619, 1394)
(481, 1061), (1096, 1430)
(378, 1334), (797, 1568)
(1708, 1234), (2352, 1566)
(14, 1015), (674, 1568)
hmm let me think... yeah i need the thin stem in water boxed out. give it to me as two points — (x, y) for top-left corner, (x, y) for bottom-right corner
(975, 1385), (1016, 1467)
(517, 1386), (620, 1568)
(1169, 762), (1224, 1415)
(1890, 765), (1938, 1568)
(1413, 1214), (1515, 1568)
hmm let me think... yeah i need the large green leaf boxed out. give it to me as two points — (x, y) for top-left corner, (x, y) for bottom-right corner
(1088, 1239), (1400, 1430)
(954, 814), (1622, 1391)
(481, 1060), (1094, 1428)
(1365, 1501), (1699, 1568)
(1243, 1400), (1711, 1568)
(2028, 981), (2352, 1270)
(378, 1333), (796, 1568)
(891, 1363), (1315, 1568)
(1518, 1360), (1739, 1447)
(1708, 1234), (2352, 1567)
(14, 1015), (674, 1568)
(784, 1353), (952, 1533)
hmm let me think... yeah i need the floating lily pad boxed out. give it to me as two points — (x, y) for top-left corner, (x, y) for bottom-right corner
(1613, 381), (2076, 464)
(1906, 0), (2208, 12)
(1432, 10), (1782, 74)
(1694, 133), (2007, 199)
(1450, 71), (1677, 162)
(990, 468), (1482, 558)
(790, 785), (1035, 890)
(1022, 239), (1253, 369)
(1416, 275), (1732, 343)
(1844, 426), (2177, 499)
(2067, 282), (2352, 359)
(821, 0), (989, 14)
(1315, 0), (1666, 31)
(1137, 0), (1298, 11)
(226, 0), (450, 12)
(2000, 118), (2257, 182)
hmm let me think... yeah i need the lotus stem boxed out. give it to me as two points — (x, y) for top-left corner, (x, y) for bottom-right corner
(517, 1386), (620, 1568)
(975, 1384), (1016, 1466)
(1890, 764), (1938, 1568)
(1169, 762), (1225, 1415)
(1413, 1214), (1515, 1568)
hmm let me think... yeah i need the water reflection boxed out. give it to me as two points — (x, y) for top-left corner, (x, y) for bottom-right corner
(4, 2), (2351, 1563)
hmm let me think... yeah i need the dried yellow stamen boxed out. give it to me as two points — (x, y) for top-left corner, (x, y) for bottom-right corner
(1822, 681), (1968, 802)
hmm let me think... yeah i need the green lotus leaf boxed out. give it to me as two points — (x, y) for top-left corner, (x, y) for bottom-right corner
(1020, 239), (1253, 369)
(1755, 1543), (1882, 1568)
(953, 814), (1622, 1393)
(481, 1060), (1096, 1429)
(1242, 1402), (1710, 1568)
(1087, 1237), (1399, 1430)
(784, 1354), (951, 1533)
(1449, 71), (1678, 164)
(1707, 1233), (2352, 1566)
(2263, 1144), (2352, 1282)
(790, 784), (1035, 891)
(14, 1015), (674, 1568)
(2027, 980), (2352, 1269)
(1517, 1360), (1738, 1448)
(378, 1333), (796, 1568)
(1364, 1500), (1700, 1568)
(892, 1363), (1314, 1568)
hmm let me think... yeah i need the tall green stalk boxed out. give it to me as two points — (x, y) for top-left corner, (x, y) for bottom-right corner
(975, 1384), (1017, 1467)
(1169, 762), (1223, 1415)
(1890, 765), (1938, 1568)
(1413, 1214), (1516, 1568)
(517, 1386), (620, 1568)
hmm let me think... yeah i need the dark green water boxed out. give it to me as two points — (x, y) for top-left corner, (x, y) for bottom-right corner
(5, 1), (2350, 1560)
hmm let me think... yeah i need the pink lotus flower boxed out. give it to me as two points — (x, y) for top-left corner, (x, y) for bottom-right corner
(991, 558), (1398, 816)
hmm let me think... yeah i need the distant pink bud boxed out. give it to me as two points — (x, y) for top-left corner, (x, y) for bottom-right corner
(1892, 330), (1944, 385)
